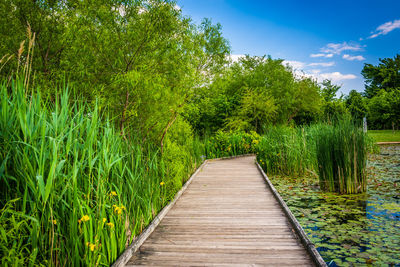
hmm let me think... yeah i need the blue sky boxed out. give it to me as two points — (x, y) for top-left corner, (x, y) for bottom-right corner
(177, 0), (400, 95)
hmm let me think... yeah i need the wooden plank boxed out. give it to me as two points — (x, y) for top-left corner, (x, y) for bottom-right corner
(255, 161), (327, 267)
(118, 155), (324, 266)
(111, 160), (208, 267)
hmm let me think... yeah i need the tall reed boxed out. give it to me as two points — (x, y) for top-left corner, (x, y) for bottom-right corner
(0, 80), (203, 266)
(256, 126), (316, 176)
(315, 121), (367, 194)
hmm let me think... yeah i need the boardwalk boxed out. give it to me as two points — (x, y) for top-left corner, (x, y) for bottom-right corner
(126, 156), (315, 266)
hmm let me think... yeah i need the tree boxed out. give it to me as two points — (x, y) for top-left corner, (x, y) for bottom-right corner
(321, 79), (340, 102)
(185, 55), (323, 133)
(0, 0), (231, 144)
(345, 90), (368, 122)
(367, 89), (400, 129)
(361, 54), (400, 98)
(0, 0), (67, 83)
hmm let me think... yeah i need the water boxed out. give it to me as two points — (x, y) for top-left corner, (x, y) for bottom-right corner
(269, 146), (400, 266)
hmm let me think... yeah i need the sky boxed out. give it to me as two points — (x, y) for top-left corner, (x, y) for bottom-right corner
(177, 0), (400, 95)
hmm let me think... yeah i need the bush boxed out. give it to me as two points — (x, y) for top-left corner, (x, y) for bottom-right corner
(162, 117), (204, 200)
(204, 130), (260, 158)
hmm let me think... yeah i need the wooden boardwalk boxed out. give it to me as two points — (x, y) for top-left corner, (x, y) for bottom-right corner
(125, 156), (316, 266)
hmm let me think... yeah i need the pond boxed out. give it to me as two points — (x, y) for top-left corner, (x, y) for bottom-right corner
(268, 145), (400, 266)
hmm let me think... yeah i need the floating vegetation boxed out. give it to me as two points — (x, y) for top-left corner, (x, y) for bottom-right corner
(268, 146), (400, 266)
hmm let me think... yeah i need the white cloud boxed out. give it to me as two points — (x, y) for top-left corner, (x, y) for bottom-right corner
(320, 42), (363, 55)
(342, 54), (365, 61)
(318, 72), (357, 82)
(309, 69), (321, 74)
(283, 60), (334, 69)
(368, 19), (400, 39)
(228, 54), (245, 63)
(283, 60), (306, 70)
(308, 62), (335, 67)
(310, 53), (334, 58)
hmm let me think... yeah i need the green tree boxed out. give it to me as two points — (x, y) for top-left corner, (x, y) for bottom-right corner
(0, 0), (67, 82)
(320, 80), (349, 122)
(367, 89), (400, 129)
(361, 54), (400, 98)
(185, 55), (323, 133)
(0, 0), (230, 144)
(345, 90), (368, 122)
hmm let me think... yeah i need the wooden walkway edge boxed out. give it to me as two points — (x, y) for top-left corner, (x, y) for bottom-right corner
(113, 155), (327, 267)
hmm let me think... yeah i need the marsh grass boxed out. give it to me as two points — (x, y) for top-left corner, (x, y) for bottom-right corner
(0, 80), (203, 266)
(256, 126), (316, 176)
(315, 121), (367, 194)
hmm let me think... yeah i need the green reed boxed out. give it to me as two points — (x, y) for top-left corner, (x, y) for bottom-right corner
(256, 126), (316, 176)
(315, 121), (367, 194)
(0, 80), (203, 266)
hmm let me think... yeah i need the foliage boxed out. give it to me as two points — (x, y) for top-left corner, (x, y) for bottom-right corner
(319, 80), (349, 123)
(185, 55), (323, 134)
(362, 54), (400, 99)
(204, 130), (260, 158)
(366, 89), (400, 130)
(361, 54), (400, 130)
(0, 0), (231, 143)
(315, 120), (367, 194)
(345, 90), (368, 122)
(0, 80), (203, 266)
(256, 126), (316, 176)
(161, 117), (204, 199)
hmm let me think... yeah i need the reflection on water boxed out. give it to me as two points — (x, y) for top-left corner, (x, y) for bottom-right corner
(269, 145), (400, 266)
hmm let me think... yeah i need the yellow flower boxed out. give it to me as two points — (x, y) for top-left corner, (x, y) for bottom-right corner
(106, 222), (114, 228)
(113, 205), (123, 215)
(86, 242), (96, 252)
(79, 215), (90, 223)
(102, 218), (107, 223)
(160, 181), (165, 186)
(52, 219), (57, 225)
(109, 191), (117, 197)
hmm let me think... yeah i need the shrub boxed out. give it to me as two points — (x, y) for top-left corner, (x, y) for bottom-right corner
(204, 130), (260, 158)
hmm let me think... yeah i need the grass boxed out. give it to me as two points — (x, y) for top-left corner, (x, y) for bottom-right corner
(0, 79), (204, 266)
(256, 126), (316, 176)
(368, 130), (400, 142)
(314, 121), (367, 194)
(208, 123), (369, 195)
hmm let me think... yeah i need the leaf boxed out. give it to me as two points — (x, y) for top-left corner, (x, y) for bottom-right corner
(36, 175), (45, 200)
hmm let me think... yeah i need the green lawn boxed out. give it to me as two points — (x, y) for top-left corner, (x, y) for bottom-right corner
(368, 130), (400, 142)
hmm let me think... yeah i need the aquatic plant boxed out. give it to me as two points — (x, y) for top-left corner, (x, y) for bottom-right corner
(268, 145), (400, 266)
(256, 126), (316, 176)
(315, 120), (367, 194)
(0, 80), (203, 266)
